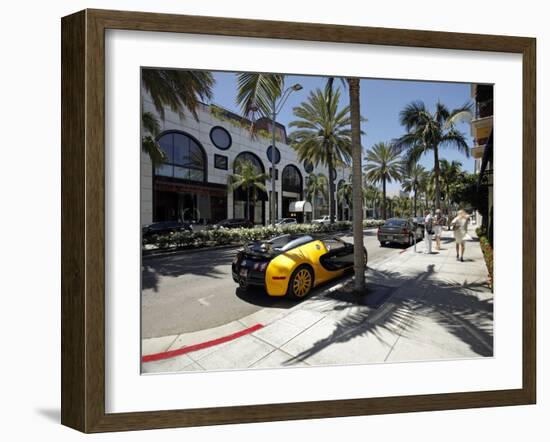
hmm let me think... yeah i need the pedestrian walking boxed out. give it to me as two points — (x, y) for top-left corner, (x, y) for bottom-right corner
(433, 209), (444, 251)
(451, 209), (470, 262)
(423, 209), (433, 254)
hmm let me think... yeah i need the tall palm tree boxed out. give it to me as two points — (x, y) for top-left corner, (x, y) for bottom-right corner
(337, 180), (353, 211)
(439, 159), (463, 216)
(394, 101), (471, 210)
(142, 69), (215, 120)
(305, 173), (328, 220)
(364, 183), (381, 219)
(401, 163), (428, 217)
(326, 77), (365, 290)
(228, 160), (268, 222)
(289, 87), (352, 224)
(235, 73), (284, 121)
(141, 111), (165, 166)
(394, 195), (412, 217)
(364, 143), (403, 219)
(141, 69), (214, 164)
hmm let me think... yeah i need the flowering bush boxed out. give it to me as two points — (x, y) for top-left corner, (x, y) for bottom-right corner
(144, 219), (385, 252)
(479, 235), (494, 288)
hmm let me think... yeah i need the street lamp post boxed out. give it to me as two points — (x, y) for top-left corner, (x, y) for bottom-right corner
(269, 83), (302, 226)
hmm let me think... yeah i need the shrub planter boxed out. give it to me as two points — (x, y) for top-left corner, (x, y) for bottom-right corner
(143, 220), (385, 253)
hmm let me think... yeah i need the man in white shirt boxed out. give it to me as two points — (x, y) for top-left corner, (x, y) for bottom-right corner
(424, 209), (433, 254)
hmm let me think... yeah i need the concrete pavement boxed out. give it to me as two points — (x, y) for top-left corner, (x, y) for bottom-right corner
(142, 226), (493, 373)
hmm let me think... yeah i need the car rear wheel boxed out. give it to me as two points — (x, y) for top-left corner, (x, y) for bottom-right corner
(287, 266), (314, 299)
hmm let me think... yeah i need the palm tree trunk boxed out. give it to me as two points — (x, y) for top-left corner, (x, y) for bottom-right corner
(413, 184), (417, 216)
(348, 78), (365, 291)
(328, 157), (335, 224)
(382, 179), (387, 219)
(246, 187), (250, 222)
(433, 146), (441, 210)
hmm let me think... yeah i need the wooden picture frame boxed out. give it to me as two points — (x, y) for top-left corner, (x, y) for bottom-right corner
(61, 8), (536, 433)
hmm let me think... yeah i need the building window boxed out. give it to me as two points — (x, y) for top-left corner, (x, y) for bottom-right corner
(269, 167), (279, 180)
(156, 131), (206, 182)
(282, 164), (303, 194)
(303, 160), (314, 174)
(210, 126), (232, 150)
(266, 145), (281, 165)
(214, 154), (228, 170)
(234, 151), (265, 174)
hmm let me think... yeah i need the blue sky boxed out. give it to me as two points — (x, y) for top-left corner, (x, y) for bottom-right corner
(206, 71), (474, 192)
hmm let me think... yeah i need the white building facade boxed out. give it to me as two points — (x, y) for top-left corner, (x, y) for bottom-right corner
(141, 96), (349, 226)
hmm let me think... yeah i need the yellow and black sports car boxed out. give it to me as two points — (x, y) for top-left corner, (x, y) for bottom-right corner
(232, 234), (367, 299)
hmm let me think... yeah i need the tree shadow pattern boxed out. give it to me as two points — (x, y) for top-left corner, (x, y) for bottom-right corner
(283, 263), (493, 366)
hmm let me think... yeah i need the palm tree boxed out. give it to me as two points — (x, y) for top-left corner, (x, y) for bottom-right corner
(289, 87), (352, 225)
(326, 77), (365, 290)
(305, 173), (328, 221)
(401, 163), (428, 217)
(364, 143), (403, 219)
(394, 101), (472, 210)
(337, 180), (353, 211)
(363, 183), (381, 219)
(141, 69), (214, 164)
(228, 160), (268, 222)
(235, 73), (284, 121)
(142, 69), (215, 120)
(394, 195), (412, 217)
(141, 111), (165, 166)
(439, 159), (463, 216)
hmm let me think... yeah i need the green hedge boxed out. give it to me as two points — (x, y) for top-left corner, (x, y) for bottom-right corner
(144, 220), (385, 251)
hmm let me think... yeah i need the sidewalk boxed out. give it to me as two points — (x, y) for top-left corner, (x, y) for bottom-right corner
(142, 226), (493, 373)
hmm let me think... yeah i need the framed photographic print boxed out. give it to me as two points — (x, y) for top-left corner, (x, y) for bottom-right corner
(61, 9), (536, 433)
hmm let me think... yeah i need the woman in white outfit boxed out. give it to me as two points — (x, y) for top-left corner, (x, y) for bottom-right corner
(451, 209), (469, 262)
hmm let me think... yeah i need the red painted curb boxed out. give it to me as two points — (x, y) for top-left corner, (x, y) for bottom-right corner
(142, 323), (264, 363)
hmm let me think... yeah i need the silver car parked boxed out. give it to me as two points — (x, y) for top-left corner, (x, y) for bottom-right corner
(377, 218), (424, 247)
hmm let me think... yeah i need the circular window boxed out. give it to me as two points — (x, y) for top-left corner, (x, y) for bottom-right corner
(303, 160), (314, 174)
(266, 145), (281, 165)
(210, 126), (232, 150)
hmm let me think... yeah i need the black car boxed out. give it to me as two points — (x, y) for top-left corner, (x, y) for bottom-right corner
(216, 218), (254, 229)
(377, 218), (423, 247)
(142, 221), (192, 240)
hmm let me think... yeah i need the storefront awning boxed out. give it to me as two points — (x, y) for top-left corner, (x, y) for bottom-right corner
(289, 201), (312, 213)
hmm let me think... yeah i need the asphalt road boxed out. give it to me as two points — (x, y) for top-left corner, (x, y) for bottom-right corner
(141, 229), (414, 338)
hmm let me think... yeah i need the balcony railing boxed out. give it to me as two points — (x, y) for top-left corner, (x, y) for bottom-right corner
(475, 99), (494, 119)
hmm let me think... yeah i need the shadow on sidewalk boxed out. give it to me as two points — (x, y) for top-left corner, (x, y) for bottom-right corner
(142, 247), (237, 292)
(283, 264), (493, 366)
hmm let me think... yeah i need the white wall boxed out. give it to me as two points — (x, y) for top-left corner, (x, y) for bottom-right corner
(142, 97), (347, 224)
(0, 1), (547, 441)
